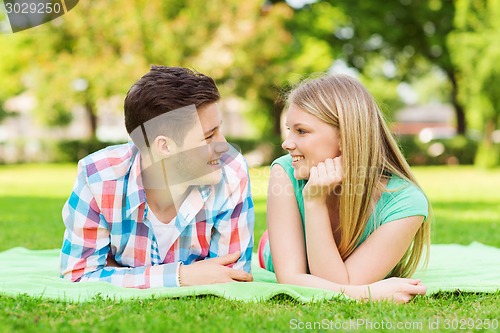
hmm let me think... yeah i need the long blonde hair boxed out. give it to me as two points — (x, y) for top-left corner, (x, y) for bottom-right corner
(287, 74), (431, 277)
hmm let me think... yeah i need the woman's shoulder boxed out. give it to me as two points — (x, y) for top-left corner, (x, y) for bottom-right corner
(386, 175), (426, 200)
(270, 154), (306, 195)
(378, 174), (429, 222)
(271, 154), (292, 169)
(270, 154), (304, 185)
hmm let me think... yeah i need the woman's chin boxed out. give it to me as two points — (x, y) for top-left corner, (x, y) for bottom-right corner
(293, 168), (309, 181)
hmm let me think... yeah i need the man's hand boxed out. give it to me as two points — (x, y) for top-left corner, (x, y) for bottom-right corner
(303, 156), (343, 201)
(179, 251), (253, 286)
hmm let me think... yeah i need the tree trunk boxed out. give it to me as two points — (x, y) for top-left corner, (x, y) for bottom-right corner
(448, 70), (466, 135)
(266, 89), (286, 160)
(85, 98), (97, 139)
(272, 98), (283, 139)
(475, 117), (500, 168)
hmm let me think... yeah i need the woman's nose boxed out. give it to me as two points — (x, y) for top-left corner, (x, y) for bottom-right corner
(281, 137), (295, 151)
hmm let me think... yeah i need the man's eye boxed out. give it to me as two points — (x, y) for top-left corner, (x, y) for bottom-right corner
(205, 134), (214, 140)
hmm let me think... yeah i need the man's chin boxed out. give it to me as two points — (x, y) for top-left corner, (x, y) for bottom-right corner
(186, 170), (223, 187)
(202, 171), (223, 186)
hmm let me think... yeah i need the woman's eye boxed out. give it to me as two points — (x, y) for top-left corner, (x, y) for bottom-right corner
(297, 129), (307, 134)
(205, 133), (214, 141)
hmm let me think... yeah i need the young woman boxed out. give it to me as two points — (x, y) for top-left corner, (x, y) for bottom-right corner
(258, 74), (431, 303)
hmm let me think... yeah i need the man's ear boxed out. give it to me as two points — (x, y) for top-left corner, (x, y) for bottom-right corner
(153, 135), (176, 158)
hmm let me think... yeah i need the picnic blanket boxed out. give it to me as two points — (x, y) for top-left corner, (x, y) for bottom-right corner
(0, 242), (499, 302)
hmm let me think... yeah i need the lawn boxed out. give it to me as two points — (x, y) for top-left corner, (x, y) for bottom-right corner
(0, 164), (499, 332)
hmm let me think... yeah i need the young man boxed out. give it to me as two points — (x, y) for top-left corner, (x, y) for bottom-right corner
(60, 66), (254, 288)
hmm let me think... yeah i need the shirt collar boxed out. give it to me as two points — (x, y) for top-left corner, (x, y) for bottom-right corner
(172, 186), (206, 229)
(125, 144), (147, 217)
(218, 146), (245, 194)
(125, 144), (214, 219)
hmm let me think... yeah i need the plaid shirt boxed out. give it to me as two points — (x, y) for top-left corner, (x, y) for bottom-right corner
(60, 142), (254, 288)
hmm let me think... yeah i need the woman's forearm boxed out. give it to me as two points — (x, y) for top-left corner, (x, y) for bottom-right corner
(277, 271), (366, 299)
(304, 199), (350, 283)
(277, 272), (427, 304)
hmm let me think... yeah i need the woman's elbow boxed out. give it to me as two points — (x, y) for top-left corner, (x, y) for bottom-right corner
(276, 274), (293, 285)
(275, 271), (303, 285)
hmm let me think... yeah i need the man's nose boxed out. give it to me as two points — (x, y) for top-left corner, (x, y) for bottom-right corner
(214, 140), (230, 154)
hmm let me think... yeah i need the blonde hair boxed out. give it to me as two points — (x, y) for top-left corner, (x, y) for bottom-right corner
(287, 74), (431, 278)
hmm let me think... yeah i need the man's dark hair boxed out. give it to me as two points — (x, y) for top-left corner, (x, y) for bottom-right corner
(124, 66), (220, 147)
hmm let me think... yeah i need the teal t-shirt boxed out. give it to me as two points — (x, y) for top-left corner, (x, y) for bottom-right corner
(262, 154), (428, 272)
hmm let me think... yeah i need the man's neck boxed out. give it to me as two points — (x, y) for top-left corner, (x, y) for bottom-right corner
(141, 160), (190, 222)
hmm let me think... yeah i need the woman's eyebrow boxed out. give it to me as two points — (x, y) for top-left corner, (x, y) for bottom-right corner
(291, 122), (309, 128)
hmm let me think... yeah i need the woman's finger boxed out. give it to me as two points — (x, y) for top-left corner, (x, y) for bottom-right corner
(324, 158), (335, 177)
(407, 284), (427, 295)
(333, 156), (342, 178)
(309, 166), (318, 181)
(316, 162), (327, 178)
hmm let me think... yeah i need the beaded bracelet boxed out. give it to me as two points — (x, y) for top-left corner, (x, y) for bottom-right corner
(177, 262), (183, 287)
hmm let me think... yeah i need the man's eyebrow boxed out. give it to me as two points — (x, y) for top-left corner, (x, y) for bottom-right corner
(204, 121), (222, 136)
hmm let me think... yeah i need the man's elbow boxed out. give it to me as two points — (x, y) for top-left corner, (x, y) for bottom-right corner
(61, 268), (84, 282)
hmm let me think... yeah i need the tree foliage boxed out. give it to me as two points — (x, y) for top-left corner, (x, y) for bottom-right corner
(1, 0), (299, 142)
(282, 0), (465, 132)
(1, 0), (499, 166)
(449, 0), (500, 167)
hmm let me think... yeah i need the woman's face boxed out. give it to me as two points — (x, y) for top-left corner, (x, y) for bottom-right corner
(282, 104), (341, 180)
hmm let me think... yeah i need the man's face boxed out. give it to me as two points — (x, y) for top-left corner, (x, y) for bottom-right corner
(165, 103), (229, 187)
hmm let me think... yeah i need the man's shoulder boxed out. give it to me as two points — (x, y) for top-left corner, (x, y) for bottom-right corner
(220, 146), (249, 177)
(212, 146), (250, 196)
(78, 142), (139, 182)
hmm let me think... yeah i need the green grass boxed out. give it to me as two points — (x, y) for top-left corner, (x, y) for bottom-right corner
(414, 166), (500, 247)
(1, 164), (500, 333)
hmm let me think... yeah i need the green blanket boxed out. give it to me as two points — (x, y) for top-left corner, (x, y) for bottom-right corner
(0, 242), (499, 302)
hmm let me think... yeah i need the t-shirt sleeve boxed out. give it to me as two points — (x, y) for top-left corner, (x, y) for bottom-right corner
(380, 183), (429, 224)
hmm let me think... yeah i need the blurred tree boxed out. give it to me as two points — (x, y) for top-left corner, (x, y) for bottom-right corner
(1, 0), (304, 146)
(11, 1), (151, 137)
(0, 7), (23, 102)
(330, 0), (464, 132)
(134, 1), (298, 142)
(236, 0), (352, 146)
(449, 0), (500, 167)
(134, 0), (347, 154)
(0, 23), (26, 123)
(218, 1), (345, 142)
(272, 0), (465, 133)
